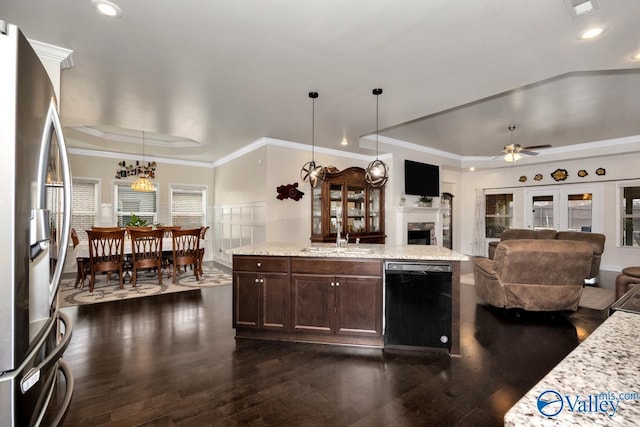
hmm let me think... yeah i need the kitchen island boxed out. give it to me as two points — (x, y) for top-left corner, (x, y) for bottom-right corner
(228, 242), (468, 355)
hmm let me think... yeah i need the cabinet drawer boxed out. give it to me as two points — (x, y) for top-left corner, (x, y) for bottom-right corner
(233, 256), (289, 273)
(291, 258), (382, 276)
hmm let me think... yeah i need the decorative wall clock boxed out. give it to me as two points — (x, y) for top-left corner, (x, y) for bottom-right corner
(551, 168), (568, 182)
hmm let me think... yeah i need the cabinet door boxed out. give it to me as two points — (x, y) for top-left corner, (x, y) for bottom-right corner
(233, 272), (260, 329)
(261, 272), (289, 331)
(335, 276), (382, 338)
(290, 274), (333, 334)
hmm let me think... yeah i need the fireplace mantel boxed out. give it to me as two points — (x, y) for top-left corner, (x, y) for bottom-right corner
(395, 206), (448, 246)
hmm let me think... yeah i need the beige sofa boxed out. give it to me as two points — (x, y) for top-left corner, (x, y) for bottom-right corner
(487, 229), (605, 279)
(475, 239), (594, 311)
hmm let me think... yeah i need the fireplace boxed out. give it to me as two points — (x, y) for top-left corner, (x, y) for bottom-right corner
(408, 222), (435, 245)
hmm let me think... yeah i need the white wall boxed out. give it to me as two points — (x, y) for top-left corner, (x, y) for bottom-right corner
(458, 152), (640, 272)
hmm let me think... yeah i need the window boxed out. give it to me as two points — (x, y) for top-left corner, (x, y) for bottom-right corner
(114, 184), (157, 226)
(485, 193), (513, 238)
(71, 179), (98, 240)
(621, 185), (640, 247)
(170, 186), (206, 228)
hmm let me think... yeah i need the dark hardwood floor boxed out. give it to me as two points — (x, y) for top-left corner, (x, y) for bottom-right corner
(58, 261), (612, 426)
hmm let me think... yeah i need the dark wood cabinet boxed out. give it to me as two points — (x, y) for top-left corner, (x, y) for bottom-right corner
(311, 167), (385, 243)
(233, 255), (383, 346)
(233, 256), (289, 331)
(290, 258), (382, 339)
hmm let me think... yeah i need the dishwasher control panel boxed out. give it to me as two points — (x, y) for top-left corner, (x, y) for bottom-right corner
(385, 262), (452, 273)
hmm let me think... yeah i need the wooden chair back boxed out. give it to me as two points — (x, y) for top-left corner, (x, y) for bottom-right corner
(197, 226), (210, 274)
(86, 229), (126, 291)
(157, 225), (181, 238)
(91, 226), (124, 231)
(71, 228), (80, 248)
(170, 228), (201, 283)
(129, 228), (164, 286)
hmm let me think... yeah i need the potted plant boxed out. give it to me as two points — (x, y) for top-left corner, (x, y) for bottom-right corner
(125, 213), (148, 227)
(418, 196), (433, 207)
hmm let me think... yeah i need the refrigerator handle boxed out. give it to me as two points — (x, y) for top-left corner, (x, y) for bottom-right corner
(37, 98), (72, 301)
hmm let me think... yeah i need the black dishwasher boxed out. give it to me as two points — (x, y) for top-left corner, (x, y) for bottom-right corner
(384, 262), (452, 350)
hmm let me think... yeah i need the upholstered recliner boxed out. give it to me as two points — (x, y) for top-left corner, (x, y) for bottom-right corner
(475, 239), (594, 311)
(487, 229), (605, 279)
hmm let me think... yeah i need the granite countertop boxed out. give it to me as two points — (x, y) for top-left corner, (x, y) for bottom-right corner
(504, 311), (640, 426)
(227, 242), (469, 261)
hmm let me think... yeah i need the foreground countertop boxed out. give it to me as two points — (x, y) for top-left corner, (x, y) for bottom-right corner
(504, 310), (640, 426)
(227, 242), (469, 262)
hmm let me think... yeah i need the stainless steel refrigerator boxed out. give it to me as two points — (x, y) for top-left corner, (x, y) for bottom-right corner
(0, 20), (74, 426)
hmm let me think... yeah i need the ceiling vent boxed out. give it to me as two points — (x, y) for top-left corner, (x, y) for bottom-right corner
(564, 0), (599, 18)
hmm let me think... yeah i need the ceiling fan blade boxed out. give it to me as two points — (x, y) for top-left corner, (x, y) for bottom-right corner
(519, 150), (539, 156)
(523, 144), (552, 150)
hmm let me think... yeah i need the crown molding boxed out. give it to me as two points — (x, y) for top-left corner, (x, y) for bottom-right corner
(68, 147), (211, 168)
(29, 39), (74, 69)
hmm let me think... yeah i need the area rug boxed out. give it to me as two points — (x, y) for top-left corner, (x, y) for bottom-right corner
(59, 266), (232, 307)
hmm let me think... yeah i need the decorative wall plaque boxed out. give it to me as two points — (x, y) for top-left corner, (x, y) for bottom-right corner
(534, 174), (543, 181)
(551, 168), (568, 182)
(596, 168), (606, 176)
(519, 176), (527, 182)
(276, 183), (304, 201)
(578, 169), (588, 178)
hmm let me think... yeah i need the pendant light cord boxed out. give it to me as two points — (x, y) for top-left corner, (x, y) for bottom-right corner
(373, 88), (383, 160)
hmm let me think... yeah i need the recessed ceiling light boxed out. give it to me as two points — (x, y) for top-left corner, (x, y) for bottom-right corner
(92, 0), (123, 18)
(341, 137), (348, 146)
(578, 26), (607, 40)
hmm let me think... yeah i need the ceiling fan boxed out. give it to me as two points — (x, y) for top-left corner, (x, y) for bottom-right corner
(501, 124), (552, 162)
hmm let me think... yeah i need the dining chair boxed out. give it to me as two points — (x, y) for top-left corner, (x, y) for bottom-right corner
(129, 228), (164, 287)
(91, 226), (125, 231)
(86, 229), (126, 292)
(170, 228), (201, 283)
(71, 228), (90, 288)
(198, 226), (210, 275)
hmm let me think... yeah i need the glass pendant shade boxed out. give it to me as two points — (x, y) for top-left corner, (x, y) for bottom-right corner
(300, 91), (324, 187)
(131, 175), (155, 192)
(365, 88), (389, 188)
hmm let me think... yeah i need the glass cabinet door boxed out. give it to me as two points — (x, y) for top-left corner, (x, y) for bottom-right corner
(311, 186), (322, 235)
(346, 185), (365, 234)
(369, 188), (381, 233)
(329, 183), (343, 234)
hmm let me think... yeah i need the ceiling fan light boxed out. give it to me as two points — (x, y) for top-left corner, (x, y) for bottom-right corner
(504, 152), (522, 163)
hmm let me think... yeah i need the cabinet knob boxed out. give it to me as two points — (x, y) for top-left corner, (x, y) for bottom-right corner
(255, 278), (259, 283)
(336, 282), (340, 287)
(256, 262), (262, 267)
(330, 282), (335, 287)
(260, 279), (264, 284)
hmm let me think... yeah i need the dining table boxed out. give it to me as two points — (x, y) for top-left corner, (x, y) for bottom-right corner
(73, 238), (206, 259)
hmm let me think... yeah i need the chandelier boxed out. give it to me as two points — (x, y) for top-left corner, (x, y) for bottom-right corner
(115, 131), (157, 192)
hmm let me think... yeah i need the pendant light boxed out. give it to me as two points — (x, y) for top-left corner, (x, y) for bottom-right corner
(300, 91), (325, 187)
(130, 131), (156, 192)
(365, 88), (389, 187)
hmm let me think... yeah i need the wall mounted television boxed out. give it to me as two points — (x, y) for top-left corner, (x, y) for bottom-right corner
(404, 160), (440, 197)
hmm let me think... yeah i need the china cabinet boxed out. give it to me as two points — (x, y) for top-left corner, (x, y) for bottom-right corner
(310, 167), (385, 243)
